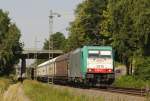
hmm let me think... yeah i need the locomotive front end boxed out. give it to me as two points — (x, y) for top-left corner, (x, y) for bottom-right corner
(84, 46), (115, 85)
(87, 50), (113, 74)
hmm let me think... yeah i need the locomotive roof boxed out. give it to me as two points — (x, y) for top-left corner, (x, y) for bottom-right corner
(83, 46), (112, 50)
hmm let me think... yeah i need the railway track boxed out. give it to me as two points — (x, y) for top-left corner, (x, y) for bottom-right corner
(92, 86), (150, 96)
(41, 79), (149, 97)
(60, 83), (149, 97)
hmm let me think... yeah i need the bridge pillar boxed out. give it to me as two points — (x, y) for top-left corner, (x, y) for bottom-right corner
(21, 58), (26, 80)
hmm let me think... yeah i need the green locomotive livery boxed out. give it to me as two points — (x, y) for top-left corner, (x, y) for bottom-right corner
(69, 46), (114, 84)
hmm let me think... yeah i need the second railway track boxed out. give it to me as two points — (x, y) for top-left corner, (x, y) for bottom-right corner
(91, 86), (150, 97)
(60, 83), (149, 97)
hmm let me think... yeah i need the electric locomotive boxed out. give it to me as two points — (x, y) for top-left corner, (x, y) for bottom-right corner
(69, 46), (115, 85)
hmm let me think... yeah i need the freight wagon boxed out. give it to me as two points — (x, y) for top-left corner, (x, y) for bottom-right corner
(36, 46), (115, 85)
(36, 54), (69, 83)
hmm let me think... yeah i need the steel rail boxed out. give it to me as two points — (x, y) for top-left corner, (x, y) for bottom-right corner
(92, 86), (150, 96)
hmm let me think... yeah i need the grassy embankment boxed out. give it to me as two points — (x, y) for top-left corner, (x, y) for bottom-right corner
(113, 76), (150, 100)
(23, 80), (103, 101)
(113, 76), (150, 89)
(0, 78), (10, 99)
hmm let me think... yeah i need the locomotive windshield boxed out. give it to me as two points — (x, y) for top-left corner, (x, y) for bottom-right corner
(88, 50), (99, 58)
(88, 50), (112, 58)
(100, 51), (112, 58)
(87, 50), (113, 72)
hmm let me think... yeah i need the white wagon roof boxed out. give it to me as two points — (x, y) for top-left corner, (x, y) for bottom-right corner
(37, 57), (57, 68)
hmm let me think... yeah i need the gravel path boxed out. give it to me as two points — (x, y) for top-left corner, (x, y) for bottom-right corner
(51, 84), (146, 101)
(3, 83), (30, 101)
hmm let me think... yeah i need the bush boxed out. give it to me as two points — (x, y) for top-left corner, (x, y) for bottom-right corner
(134, 57), (150, 80)
(113, 75), (150, 89)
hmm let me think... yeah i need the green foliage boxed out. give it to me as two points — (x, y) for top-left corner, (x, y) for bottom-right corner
(23, 80), (103, 101)
(106, 0), (136, 75)
(67, 0), (109, 51)
(104, 0), (150, 75)
(0, 9), (22, 75)
(113, 76), (150, 89)
(134, 57), (150, 80)
(132, 0), (150, 56)
(43, 32), (66, 50)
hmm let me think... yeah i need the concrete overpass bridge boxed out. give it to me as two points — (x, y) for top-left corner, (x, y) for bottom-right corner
(17, 49), (63, 79)
(20, 49), (63, 59)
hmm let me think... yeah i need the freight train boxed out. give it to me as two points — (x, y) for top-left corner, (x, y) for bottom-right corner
(36, 46), (115, 85)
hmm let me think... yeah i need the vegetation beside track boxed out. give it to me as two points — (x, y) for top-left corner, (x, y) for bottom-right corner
(134, 57), (150, 80)
(114, 57), (150, 89)
(23, 80), (103, 101)
(113, 76), (150, 89)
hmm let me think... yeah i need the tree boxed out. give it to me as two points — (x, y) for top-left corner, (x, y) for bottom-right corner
(105, 0), (150, 75)
(43, 32), (66, 50)
(134, 57), (150, 80)
(0, 9), (22, 75)
(67, 0), (109, 51)
(131, 0), (150, 56)
(131, 0), (150, 78)
(105, 0), (137, 75)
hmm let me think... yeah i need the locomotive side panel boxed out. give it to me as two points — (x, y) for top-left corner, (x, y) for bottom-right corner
(69, 49), (82, 78)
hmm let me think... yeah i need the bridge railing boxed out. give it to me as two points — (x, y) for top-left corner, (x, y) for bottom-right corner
(22, 49), (63, 54)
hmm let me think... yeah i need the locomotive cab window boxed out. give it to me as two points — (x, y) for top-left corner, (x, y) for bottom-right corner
(100, 51), (112, 58)
(88, 50), (99, 58)
(88, 50), (112, 58)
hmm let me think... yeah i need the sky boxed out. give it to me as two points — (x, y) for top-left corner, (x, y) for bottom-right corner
(0, 0), (83, 49)
(0, 0), (83, 66)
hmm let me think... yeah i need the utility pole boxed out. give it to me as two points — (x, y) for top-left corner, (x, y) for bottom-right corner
(34, 36), (37, 59)
(49, 10), (61, 59)
(49, 10), (53, 59)
(48, 10), (61, 84)
(34, 36), (40, 80)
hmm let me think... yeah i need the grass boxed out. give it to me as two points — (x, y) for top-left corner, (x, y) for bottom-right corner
(23, 80), (103, 101)
(0, 78), (10, 99)
(113, 75), (150, 89)
(22, 80), (149, 101)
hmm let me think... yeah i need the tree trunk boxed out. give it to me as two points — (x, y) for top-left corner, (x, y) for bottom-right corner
(126, 65), (129, 75)
(130, 63), (132, 75)
(125, 62), (130, 75)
